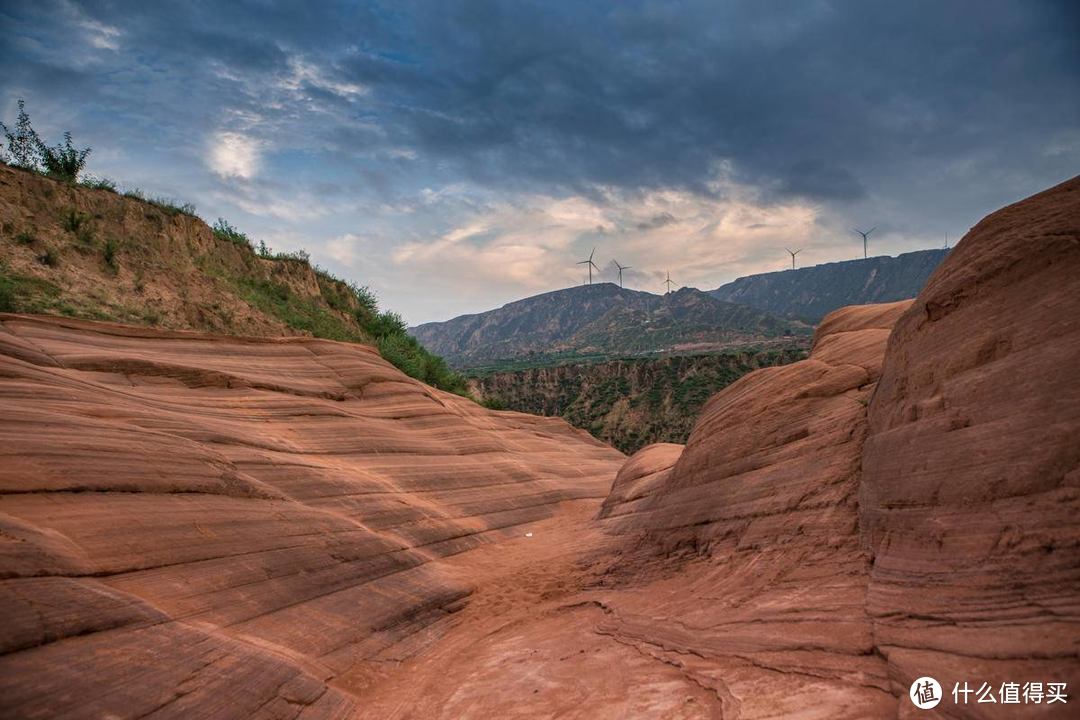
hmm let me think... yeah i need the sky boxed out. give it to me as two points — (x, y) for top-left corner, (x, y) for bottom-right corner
(2, 1), (1077, 324)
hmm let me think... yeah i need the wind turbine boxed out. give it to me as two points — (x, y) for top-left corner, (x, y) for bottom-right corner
(664, 270), (674, 295)
(577, 247), (599, 285)
(613, 260), (631, 288)
(785, 248), (802, 270)
(854, 227), (876, 259)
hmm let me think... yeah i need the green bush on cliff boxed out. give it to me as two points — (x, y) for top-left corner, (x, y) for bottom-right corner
(1, 100), (91, 181)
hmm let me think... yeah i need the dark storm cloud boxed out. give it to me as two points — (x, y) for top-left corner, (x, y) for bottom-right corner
(4, 0), (1074, 205)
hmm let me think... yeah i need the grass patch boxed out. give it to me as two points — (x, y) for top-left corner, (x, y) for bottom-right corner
(103, 237), (119, 273)
(62, 209), (95, 245)
(15, 230), (35, 245)
(0, 264), (63, 312)
(124, 189), (197, 217)
(228, 275), (367, 343)
(78, 175), (118, 193)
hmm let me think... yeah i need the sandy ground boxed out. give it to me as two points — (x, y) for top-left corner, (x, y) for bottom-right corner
(338, 500), (722, 719)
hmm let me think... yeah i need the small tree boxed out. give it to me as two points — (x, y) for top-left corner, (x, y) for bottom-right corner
(0, 99), (92, 181)
(0, 100), (43, 170)
(37, 131), (92, 182)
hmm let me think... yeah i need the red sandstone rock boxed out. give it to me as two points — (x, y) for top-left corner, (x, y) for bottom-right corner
(589, 177), (1080, 718)
(861, 176), (1080, 715)
(0, 315), (623, 718)
(592, 300), (911, 719)
(2, 176), (1077, 719)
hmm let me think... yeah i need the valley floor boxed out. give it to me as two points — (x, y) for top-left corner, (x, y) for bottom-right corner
(341, 500), (723, 719)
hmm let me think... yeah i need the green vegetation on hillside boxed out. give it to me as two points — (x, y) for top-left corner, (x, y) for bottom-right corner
(469, 345), (808, 453)
(0, 100), (467, 395)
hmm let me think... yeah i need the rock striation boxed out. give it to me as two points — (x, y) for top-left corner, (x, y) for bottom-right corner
(860, 176), (1080, 708)
(1, 176), (1077, 719)
(593, 176), (1080, 718)
(0, 315), (623, 718)
(595, 300), (912, 718)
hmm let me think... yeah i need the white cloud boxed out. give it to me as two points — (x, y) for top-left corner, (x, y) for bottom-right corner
(281, 57), (367, 100)
(326, 233), (363, 265)
(82, 18), (120, 50)
(208, 132), (261, 179)
(392, 178), (821, 295)
(59, 1), (121, 51)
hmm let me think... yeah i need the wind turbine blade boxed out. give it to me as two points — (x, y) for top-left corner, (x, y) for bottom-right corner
(868, 226), (876, 234)
(589, 247), (596, 262)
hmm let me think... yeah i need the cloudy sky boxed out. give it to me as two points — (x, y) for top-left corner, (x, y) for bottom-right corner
(2, 1), (1077, 323)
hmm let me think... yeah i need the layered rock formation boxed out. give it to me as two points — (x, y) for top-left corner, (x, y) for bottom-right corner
(0, 315), (623, 718)
(1, 176), (1076, 719)
(596, 300), (912, 718)
(593, 177), (1080, 717)
(860, 177), (1080, 707)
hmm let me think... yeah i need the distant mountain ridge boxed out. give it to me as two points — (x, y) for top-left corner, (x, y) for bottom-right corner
(709, 249), (949, 322)
(410, 283), (810, 369)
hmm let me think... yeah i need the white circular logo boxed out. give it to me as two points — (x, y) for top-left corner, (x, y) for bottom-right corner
(909, 676), (942, 709)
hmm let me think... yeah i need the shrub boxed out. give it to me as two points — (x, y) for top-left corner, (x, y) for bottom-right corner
(103, 237), (119, 273)
(0, 100), (41, 170)
(266, 249), (310, 263)
(212, 218), (252, 248)
(38, 249), (59, 267)
(1, 100), (92, 181)
(15, 231), (35, 245)
(62, 209), (95, 245)
(62, 209), (87, 233)
(0, 275), (14, 311)
(350, 282), (378, 316)
(368, 310), (408, 338)
(38, 131), (91, 182)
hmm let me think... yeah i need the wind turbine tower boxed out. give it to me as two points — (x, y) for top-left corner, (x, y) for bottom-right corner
(577, 247), (599, 285)
(613, 260), (631, 288)
(854, 227), (876, 259)
(785, 248), (802, 270)
(664, 270), (674, 295)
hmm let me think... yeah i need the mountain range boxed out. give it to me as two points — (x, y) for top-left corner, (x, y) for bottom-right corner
(709, 248), (949, 322)
(411, 249), (949, 369)
(410, 283), (810, 369)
